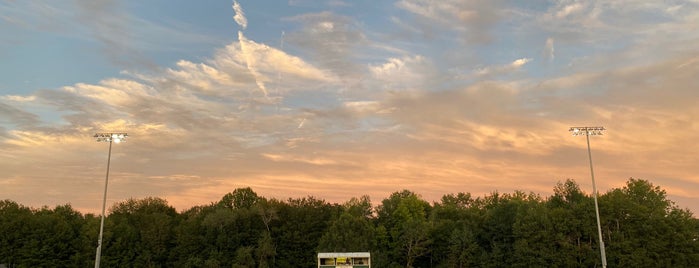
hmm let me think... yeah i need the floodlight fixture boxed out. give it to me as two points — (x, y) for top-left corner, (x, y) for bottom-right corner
(93, 132), (127, 268)
(569, 126), (605, 136)
(569, 126), (607, 268)
(94, 132), (128, 143)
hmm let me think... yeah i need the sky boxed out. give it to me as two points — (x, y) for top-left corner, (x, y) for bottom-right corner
(2, 0), (699, 215)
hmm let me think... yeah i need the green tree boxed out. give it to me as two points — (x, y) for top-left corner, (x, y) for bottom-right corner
(0, 179), (696, 267)
(0, 202), (90, 267)
(252, 197), (280, 267)
(255, 231), (276, 268)
(232, 246), (255, 268)
(185, 188), (269, 267)
(344, 195), (373, 218)
(511, 194), (555, 267)
(547, 179), (597, 266)
(48, 204), (89, 266)
(219, 187), (260, 210)
(318, 196), (375, 252)
(430, 192), (482, 267)
(0, 200), (33, 266)
(318, 212), (375, 252)
(602, 178), (699, 266)
(445, 225), (480, 268)
(102, 197), (177, 267)
(272, 196), (339, 267)
(171, 205), (207, 266)
(376, 190), (432, 268)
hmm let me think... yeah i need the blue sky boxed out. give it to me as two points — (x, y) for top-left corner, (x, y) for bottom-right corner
(2, 0), (699, 214)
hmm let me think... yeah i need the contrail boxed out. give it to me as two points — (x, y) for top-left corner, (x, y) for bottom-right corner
(239, 32), (269, 98)
(274, 31), (284, 112)
(232, 1), (268, 98)
(280, 31), (285, 49)
(232, 0), (247, 29)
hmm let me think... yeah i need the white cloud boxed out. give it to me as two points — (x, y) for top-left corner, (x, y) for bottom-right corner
(166, 60), (239, 95)
(544, 37), (555, 61)
(475, 58), (532, 77)
(3, 0), (699, 215)
(284, 11), (366, 78)
(370, 56), (432, 80)
(676, 56), (699, 69)
(232, 0), (248, 30)
(395, 0), (503, 43)
(239, 32), (269, 97)
(369, 55), (433, 91)
(555, 3), (585, 18)
(343, 101), (389, 115)
(213, 33), (337, 89)
(510, 58), (531, 67)
(370, 57), (407, 76)
(2, 95), (36, 102)
(317, 21), (335, 32)
(262, 153), (339, 166)
(666, 5), (683, 15)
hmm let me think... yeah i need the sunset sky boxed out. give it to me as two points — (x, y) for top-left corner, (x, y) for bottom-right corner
(2, 1), (698, 215)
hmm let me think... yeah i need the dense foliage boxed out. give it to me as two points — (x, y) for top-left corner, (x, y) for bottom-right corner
(1, 178), (697, 267)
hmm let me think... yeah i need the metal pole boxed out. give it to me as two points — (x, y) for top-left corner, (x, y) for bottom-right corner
(95, 139), (113, 268)
(586, 133), (607, 268)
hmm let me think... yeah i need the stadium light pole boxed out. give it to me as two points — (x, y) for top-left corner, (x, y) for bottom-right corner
(93, 132), (127, 268)
(569, 126), (607, 268)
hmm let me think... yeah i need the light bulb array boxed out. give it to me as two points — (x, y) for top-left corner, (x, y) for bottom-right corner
(94, 132), (128, 143)
(569, 127), (605, 136)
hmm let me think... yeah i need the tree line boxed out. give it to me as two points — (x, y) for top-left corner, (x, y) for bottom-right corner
(1, 178), (697, 267)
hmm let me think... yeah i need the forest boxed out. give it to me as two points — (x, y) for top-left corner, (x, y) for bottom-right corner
(1, 178), (698, 267)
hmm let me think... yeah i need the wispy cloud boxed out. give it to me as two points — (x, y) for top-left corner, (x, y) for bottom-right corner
(0, 101), (41, 129)
(369, 55), (435, 91)
(474, 58), (532, 77)
(2, 95), (36, 102)
(284, 12), (366, 79)
(232, 0), (248, 30)
(233, 31), (339, 99)
(2, 1), (699, 214)
(396, 0), (503, 43)
(2, 1), (222, 69)
(73, 0), (157, 68)
(232, 1), (267, 98)
(544, 37), (555, 61)
(555, 3), (585, 19)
